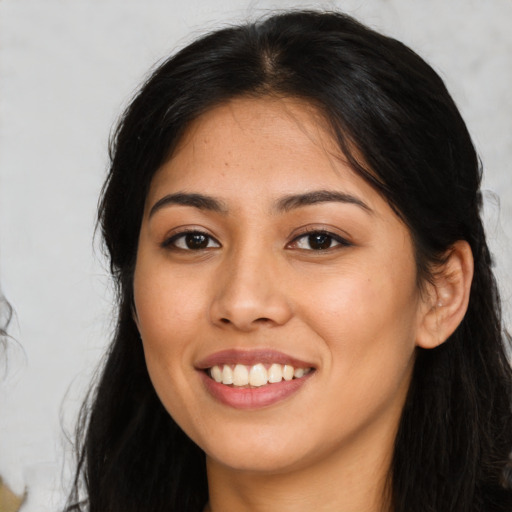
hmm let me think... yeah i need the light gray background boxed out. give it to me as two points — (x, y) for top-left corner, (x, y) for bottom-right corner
(0, 1), (511, 510)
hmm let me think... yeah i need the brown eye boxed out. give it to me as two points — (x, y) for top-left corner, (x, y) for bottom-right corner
(307, 233), (334, 250)
(164, 231), (220, 250)
(291, 231), (351, 251)
(184, 233), (209, 249)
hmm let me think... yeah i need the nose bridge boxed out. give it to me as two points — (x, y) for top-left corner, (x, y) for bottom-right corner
(210, 236), (291, 330)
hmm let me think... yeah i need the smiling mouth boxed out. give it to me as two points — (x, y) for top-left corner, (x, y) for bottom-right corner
(208, 363), (314, 388)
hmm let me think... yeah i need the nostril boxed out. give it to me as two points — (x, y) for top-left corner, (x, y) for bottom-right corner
(255, 317), (271, 324)
(218, 317), (270, 325)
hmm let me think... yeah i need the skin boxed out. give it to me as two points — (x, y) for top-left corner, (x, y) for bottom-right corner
(133, 96), (465, 512)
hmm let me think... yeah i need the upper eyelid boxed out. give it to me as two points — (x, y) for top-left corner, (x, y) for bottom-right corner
(290, 227), (351, 243)
(295, 231), (344, 241)
(162, 229), (221, 248)
(286, 230), (353, 252)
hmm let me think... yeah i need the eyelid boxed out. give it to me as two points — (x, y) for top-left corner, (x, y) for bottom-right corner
(287, 227), (353, 250)
(161, 227), (221, 250)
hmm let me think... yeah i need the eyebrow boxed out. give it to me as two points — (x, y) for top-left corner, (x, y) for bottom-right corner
(148, 189), (372, 218)
(275, 190), (373, 214)
(149, 192), (228, 218)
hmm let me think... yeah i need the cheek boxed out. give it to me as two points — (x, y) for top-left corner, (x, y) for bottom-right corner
(296, 259), (420, 374)
(133, 264), (209, 437)
(298, 270), (419, 437)
(134, 259), (207, 345)
(132, 260), (209, 413)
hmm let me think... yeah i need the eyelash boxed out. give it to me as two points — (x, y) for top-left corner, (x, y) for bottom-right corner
(162, 228), (352, 252)
(162, 230), (220, 251)
(288, 229), (352, 251)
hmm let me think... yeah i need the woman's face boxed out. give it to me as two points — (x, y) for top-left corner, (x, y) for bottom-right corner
(133, 97), (430, 475)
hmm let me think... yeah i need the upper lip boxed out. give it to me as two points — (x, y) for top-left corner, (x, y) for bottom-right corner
(195, 349), (315, 370)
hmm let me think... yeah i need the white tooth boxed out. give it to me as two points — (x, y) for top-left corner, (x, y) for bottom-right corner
(211, 365), (222, 382)
(222, 365), (233, 385)
(294, 368), (305, 378)
(233, 364), (249, 386)
(283, 364), (294, 381)
(268, 363), (283, 383)
(249, 363), (268, 387)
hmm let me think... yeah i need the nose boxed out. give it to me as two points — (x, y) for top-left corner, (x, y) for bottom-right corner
(209, 246), (293, 331)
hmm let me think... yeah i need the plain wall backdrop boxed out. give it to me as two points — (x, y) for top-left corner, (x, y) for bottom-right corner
(1, 1), (511, 510)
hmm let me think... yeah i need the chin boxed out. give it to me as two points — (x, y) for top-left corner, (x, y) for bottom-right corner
(200, 428), (322, 475)
(207, 449), (307, 475)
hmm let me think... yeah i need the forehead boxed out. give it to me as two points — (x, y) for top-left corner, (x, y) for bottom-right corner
(179, 96), (333, 149)
(146, 96), (384, 209)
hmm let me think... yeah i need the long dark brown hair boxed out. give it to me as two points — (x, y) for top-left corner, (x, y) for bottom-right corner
(66, 10), (512, 512)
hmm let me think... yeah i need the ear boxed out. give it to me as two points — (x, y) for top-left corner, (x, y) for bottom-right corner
(416, 240), (474, 349)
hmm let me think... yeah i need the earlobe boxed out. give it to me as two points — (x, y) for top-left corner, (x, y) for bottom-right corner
(416, 240), (474, 349)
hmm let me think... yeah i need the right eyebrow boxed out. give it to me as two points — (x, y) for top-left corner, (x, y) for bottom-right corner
(148, 192), (228, 218)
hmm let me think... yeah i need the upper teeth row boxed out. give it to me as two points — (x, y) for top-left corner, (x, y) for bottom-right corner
(209, 363), (311, 387)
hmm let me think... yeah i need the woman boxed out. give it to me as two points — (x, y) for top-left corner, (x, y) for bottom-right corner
(66, 10), (512, 512)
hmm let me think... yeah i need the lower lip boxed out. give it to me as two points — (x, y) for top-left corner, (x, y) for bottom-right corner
(199, 371), (314, 410)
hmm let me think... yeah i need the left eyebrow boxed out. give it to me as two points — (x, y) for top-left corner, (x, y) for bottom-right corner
(275, 190), (373, 214)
